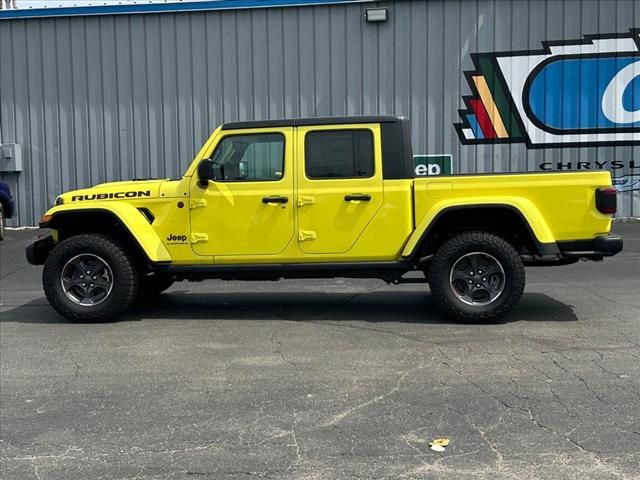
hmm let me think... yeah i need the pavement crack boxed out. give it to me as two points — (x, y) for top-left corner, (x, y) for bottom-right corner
(509, 378), (530, 402)
(400, 434), (432, 472)
(52, 350), (82, 394)
(285, 407), (303, 471)
(401, 434), (426, 457)
(323, 362), (423, 427)
(469, 420), (509, 475)
(549, 385), (578, 421)
(522, 405), (627, 479)
(440, 357), (629, 478)
(0, 264), (30, 280)
(552, 354), (609, 406)
(269, 328), (297, 368)
(616, 329), (640, 349)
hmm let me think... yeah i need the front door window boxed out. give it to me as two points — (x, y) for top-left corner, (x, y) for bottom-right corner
(212, 134), (285, 182)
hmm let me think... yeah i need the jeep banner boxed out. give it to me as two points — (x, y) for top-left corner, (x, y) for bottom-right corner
(413, 155), (453, 177)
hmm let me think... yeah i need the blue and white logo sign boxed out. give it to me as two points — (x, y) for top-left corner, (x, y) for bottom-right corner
(613, 174), (640, 193)
(458, 31), (640, 147)
(526, 56), (640, 133)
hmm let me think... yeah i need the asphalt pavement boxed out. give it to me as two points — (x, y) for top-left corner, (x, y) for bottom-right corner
(1, 224), (639, 480)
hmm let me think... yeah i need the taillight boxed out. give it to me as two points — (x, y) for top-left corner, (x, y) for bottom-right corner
(596, 187), (617, 214)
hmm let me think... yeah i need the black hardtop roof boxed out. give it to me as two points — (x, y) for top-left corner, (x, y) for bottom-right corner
(221, 115), (407, 130)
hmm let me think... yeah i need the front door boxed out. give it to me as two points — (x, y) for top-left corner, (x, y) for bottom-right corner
(296, 124), (384, 255)
(190, 128), (295, 257)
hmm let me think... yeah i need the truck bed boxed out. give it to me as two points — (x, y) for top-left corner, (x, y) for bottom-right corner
(411, 171), (612, 246)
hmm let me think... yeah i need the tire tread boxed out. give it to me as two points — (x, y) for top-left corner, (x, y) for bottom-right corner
(43, 234), (138, 322)
(428, 231), (525, 323)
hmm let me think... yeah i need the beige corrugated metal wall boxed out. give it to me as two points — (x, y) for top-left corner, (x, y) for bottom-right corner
(1, 0), (638, 225)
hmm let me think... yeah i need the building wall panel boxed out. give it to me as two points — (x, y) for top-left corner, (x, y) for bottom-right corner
(1, 0), (638, 225)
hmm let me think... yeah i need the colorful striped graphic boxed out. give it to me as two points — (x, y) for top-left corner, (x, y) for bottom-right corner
(469, 99), (497, 139)
(472, 76), (508, 138)
(457, 53), (526, 143)
(466, 114), (484, 140)
(476, 56), (525, 139)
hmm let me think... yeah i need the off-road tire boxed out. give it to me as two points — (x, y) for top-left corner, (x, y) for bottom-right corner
(0, 203), (5, 241)
(137, 273), (175, 298)
(428, 231), (525, 323)
(43, 234), (138, 322)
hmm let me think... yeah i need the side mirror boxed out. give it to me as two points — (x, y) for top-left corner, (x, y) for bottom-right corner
(197, 159), (214, 187)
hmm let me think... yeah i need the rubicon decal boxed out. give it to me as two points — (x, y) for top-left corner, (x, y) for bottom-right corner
(71, 191), (151, 201)
(456, 30), (640, 147)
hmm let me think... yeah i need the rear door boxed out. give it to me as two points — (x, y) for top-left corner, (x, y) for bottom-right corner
(295, 124), (384, 254)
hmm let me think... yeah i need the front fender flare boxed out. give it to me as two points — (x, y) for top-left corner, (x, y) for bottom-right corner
(44, 202), (172, 263)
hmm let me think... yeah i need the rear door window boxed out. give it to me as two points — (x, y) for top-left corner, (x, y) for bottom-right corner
(305, 130), (374, 179)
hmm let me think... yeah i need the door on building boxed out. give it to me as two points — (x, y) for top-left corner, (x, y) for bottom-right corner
(190, 128), (295, 257)
(296, 124), (384, 255)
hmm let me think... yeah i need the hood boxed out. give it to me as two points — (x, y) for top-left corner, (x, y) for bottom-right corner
(91, 178), (167, 189)
(55, 179), (167, 205)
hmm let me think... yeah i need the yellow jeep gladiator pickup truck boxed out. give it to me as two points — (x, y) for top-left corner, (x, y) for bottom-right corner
(27, 116), (622, 323)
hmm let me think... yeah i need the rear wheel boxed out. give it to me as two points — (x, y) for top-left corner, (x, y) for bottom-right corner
(428, 231), (525, 323)
(43, 234), (138, 322)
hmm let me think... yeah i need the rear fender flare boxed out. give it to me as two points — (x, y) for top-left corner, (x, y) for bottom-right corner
(402, 199), (556, 258)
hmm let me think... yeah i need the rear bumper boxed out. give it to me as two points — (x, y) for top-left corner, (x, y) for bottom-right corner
(558, 234), (623, 260)
(26, 235), (55, 265)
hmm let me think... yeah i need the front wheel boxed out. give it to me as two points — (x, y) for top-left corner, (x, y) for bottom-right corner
(43, 234), (139, 322)
(428, 231), (525, 323)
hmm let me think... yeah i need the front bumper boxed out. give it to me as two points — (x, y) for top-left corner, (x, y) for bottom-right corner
(558, 234), (623, 260)
(26, 235), (55, 265)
